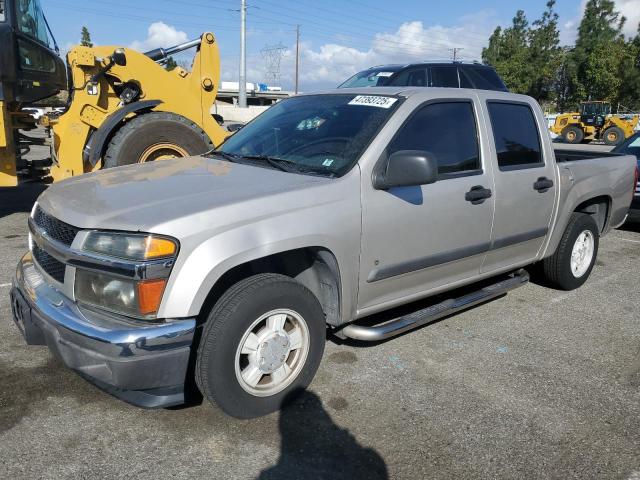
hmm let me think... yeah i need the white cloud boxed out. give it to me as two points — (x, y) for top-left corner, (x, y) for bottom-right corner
(221, 14), (496, 92)
(618, 0), (640, 37)
(129, 22), (188, 51)
(561, 0), (640, 44)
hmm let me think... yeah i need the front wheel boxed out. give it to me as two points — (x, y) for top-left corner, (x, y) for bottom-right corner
(195, 274), (326, 418)
(603, 126), (624, 146)
(103, 112), (213, 168)
(542, 213), (599, 290)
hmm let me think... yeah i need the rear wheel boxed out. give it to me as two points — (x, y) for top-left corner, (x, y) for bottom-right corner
(603, 126), (624, 146)
(542, 213), (599, 290)
(103, 112), (213, 168)
(195, 274), (326, 418)
(562, 125), (584, 144)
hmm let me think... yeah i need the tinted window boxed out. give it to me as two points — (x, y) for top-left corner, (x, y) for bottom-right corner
(388, 102), (480, 175)
(16, 0), (50, 46)
(461, 67), (508, 92)
(388, 67), (427, 87)
(429, 66), (459, 88)
(488, 102), (542, 169)
(17, 38), (56, 72)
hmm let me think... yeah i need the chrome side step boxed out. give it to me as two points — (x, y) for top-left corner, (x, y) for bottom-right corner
(341, 270), (529, 342)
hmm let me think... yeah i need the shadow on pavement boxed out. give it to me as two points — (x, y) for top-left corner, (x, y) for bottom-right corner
(617, 221), (640, 234)
(258, 389), (388, 480)
(0, 184), (46, 218)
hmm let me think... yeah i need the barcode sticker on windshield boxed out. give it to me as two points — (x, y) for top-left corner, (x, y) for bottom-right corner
(348, 95), (398, 108)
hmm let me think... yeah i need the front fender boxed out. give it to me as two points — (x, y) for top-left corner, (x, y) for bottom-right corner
(159, 231), (357, 323)
(85, 100), (162, 167)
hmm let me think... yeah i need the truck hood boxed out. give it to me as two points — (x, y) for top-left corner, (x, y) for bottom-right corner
(37, 156), (331, 233)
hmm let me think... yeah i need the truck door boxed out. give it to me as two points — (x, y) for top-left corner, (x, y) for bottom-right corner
(481, 100), (556, 272)
(358, 97), (495, 313)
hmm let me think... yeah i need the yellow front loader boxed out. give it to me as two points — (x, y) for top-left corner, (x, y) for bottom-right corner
(1, 0), (229, 187)
(550, 101), (639, 146)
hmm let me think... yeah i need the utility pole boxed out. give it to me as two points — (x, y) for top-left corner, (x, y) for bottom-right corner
(295, 24), (300, 94)
(451, 47), (463, 61)
(239, 0), (247, 108)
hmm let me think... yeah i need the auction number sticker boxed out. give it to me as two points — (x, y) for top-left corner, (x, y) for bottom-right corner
(348, 95), (398, 108)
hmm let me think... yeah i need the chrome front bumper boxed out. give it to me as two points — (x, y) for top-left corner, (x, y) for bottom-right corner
(10, 252), (197, 408)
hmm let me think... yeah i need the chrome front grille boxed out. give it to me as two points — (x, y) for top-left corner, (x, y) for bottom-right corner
(33, 206), (80, 246)
(32, 243), (66, 283)
(635, 180), (639, 196)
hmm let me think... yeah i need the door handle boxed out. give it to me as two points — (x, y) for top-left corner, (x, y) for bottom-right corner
(465, 185), (492, 205)
(533, 177), (554, 193)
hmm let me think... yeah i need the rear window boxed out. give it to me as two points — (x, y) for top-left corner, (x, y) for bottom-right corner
(487, 102), (543, 169)
(429, 66), (459, 88)
(462, 67), (508, 92)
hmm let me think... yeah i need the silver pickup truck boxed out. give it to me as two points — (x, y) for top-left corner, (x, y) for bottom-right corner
(10, 88), (637, 418)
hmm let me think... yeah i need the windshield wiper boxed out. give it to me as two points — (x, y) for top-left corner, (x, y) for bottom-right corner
(210, 151), (241, 163)
(241, 155), (300, 173)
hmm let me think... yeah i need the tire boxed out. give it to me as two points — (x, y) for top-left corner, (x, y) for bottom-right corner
(102, 112), (213, 168)
(542, 213), (599, 290)
(195, 274), (326, 418)
(603, 126), (624, 146)
(562, 125), (584, 144)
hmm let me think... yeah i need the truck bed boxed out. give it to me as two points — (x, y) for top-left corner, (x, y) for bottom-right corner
(554, 149), (623, 163)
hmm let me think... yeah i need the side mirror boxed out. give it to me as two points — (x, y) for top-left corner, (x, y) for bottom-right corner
(112, 49), (127, 67)
(373, 150), (438, 190)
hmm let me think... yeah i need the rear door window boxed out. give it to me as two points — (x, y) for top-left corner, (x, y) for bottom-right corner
(429, 66), (459, 88)
(487, 102), (543, 170)
(388, 101), (481, 176)
(388, 67), (428, 87)
(462, 67), (508, 91)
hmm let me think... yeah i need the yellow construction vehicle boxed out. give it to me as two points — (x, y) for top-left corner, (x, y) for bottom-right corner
(1, 0), (229, 187)
(550, 101), (639, 146)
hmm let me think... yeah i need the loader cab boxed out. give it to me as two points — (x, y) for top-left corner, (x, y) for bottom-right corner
(0, 0), (66, 103)
(579, 101), (611, 128)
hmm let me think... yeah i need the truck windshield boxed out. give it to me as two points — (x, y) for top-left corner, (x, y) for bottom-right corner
(216, 94), (400, 177)
(338, 67), (401, 88)
(15, 0), (49, 46)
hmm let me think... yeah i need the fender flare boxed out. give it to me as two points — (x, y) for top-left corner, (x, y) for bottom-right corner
(85, 100), (162, 167)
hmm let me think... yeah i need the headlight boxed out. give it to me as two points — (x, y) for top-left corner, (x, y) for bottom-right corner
(75, 270), (167, 319)
(82, 232), (177, 260)
(76, 231), (178, 319)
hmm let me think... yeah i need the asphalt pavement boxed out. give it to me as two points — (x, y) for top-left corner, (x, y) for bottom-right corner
(0, 143), (639, 479)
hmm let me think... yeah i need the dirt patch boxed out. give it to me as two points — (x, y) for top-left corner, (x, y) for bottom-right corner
(328, 351), (358, 364)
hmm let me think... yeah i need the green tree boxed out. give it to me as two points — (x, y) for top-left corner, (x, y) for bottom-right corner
(616, 24), (640, 111)
(571, 0), (626, 102)
(527, 1), (562, 103)
(80, 26), (93, 48)
(482, 10), (531, 94)
(165, 56), (178, 71)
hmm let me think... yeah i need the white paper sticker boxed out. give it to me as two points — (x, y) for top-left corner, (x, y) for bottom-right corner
(322, 158), (334, 166)
(348, 95), (398, 109)
(375, 72), (394, 77)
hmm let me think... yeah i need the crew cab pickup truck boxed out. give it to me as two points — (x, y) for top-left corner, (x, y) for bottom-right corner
(10, 88), (637, 418)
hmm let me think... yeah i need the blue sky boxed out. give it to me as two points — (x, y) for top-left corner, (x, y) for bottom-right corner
(43, 0), (639, 91)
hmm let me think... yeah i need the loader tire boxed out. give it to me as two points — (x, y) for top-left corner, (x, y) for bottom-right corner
(561, 126), (583, 144)
(603, 126), (624, 146)
(103, 112), (213, 168)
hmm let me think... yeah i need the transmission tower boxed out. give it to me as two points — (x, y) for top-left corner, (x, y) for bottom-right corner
(261, 43), (287, 86)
